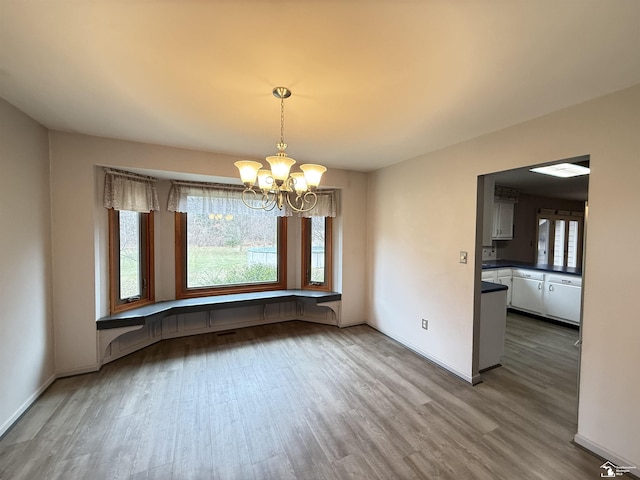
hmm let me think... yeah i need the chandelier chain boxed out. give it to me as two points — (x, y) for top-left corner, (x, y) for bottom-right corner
(280, 95), (285, 147)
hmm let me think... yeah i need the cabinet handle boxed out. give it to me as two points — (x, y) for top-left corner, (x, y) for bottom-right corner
(538, 283), (542, 290)
(549, 284), (554, 292)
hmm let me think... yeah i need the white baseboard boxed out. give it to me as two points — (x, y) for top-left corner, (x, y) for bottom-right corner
(338, 319), (366, 328)
(0, 373), (56, 438)
(55, 364), (99, 378)
(574, 433), (639, 475)
(366, 323), (474, 384)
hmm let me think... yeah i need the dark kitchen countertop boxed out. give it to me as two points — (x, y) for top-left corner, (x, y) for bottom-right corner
(481, 260), (582, 276)
(481, 281), (509, 294)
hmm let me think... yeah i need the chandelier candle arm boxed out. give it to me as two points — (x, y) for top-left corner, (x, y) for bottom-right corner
(286, 190), (318, 212)
(234, 86), (328, 213)
(240, 188), (278, 211)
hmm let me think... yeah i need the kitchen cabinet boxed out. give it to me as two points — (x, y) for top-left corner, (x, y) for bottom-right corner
(492, 201), (514, 240)
(511, 269), (544, 314)
(545, 274), (582, 324)
(507, 268), (582, 325)
(481, 270), (498, 283)
(496, 269), (512, 307)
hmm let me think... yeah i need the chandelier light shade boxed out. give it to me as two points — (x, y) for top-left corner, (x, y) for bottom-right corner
(235, 160), (263, 186)
(267, 155), (296, 183)
(299, 163), (327, 188)
(234, 87), (327, 212)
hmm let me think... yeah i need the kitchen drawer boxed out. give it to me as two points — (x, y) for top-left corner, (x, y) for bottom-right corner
(482, 270), (498, 282)
(512, 269), (544, 281)
(497, 268), (512, 277)
(546, 274), (582, 286)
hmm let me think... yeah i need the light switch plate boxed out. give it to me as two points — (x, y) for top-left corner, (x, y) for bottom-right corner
(459, 251), (468, 264)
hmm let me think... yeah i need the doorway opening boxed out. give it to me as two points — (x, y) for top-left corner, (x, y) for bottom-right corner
(472, 155), (589, 426)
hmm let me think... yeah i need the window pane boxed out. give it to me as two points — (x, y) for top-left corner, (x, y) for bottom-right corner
(186, 213), (278, 288)
(553, 220), (566, 267)
(567, 220), (579, 268)
(310, 216), (326, 283)
(119, 210), (141, 299)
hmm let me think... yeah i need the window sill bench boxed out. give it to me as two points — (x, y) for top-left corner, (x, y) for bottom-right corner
(97, 289), (342, 330)
(96, 290), (342, 365)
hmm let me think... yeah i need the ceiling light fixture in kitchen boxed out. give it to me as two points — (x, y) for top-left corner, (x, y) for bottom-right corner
(234, 87), (327, 212)
(530, 163), (590, 178)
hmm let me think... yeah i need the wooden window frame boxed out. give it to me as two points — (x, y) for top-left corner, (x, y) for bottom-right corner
(301, 216), (333, 291)
(175, 212), (288, 299)
(108, 209), (155, 314)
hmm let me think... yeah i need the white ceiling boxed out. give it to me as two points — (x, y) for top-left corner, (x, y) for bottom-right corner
(1, 1), (640, 172)
(491, 156), (590, 202)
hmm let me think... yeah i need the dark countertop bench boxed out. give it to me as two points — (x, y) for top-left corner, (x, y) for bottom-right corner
(97, 289), (342, 330)
(481, 260), (582, 276)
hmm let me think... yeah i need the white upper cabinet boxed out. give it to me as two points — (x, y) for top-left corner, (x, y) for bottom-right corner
(492, 201), (514, 240)
(481, 179), (517, 244)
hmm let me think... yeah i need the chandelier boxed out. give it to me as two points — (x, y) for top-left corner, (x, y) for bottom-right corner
(234, 87), (327, 212)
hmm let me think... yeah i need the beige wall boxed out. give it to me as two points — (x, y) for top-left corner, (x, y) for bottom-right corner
(0, 99), (55, 435)
(48, 132), (368, 374)
(367, 83), (640, 467)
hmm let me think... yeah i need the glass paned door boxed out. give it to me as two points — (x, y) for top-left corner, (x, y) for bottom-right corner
(567, 220), (580, 268)
(537, 219), (550, 264)
(553, 220), (566, 267)
(535, 211), (583, 269)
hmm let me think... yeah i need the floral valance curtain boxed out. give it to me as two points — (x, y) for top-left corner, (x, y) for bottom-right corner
(167, 180), (336, 218)
(103, 168), (159, 212)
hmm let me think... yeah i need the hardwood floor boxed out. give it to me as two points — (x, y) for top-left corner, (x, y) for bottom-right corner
(0, 313), (605, 479)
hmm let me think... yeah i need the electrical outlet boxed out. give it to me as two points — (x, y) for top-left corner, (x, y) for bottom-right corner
(421, 319), (428, 330)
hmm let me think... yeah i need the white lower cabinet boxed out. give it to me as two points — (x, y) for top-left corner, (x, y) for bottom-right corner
(496, 269), (512, 307)
(506, 268), (582, 325)
(545, 274), (582, 324)
(481, 270), (498, 282)
(511, 269), (544, 314)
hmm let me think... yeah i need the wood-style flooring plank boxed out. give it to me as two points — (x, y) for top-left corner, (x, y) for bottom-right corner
(0, 316), (606, 479)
